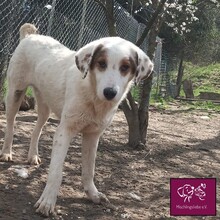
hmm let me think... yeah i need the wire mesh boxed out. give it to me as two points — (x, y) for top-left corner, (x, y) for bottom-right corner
(0, 0), (162, 94)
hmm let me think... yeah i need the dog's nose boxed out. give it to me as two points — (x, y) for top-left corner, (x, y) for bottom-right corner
(103, 87), (117, 100)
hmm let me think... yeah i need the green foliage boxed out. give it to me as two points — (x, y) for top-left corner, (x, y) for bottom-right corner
(151, 61), (220, 111)
(193, 101), (220, 111)
(181, 100), (220, 112)
(168, 62), (220, 97)
(160, 2), (220, 64)
(183, 62), (220, 96)
(3, 80), (33, 97)
(150, 95), (167, 110)
(150, 94), (220, 112)
(186, 5), (220, 64)
(26, 87), (33, 97)
(2, 80), (7, 96)
(131, 86), (139, 101)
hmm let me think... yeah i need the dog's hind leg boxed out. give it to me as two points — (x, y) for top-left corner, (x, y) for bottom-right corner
(0, 89), (26, 161)
(28, 89), (50, 165)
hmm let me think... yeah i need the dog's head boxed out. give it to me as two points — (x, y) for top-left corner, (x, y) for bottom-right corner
(177, 184), (194, 198)
(75, 37), (153, 102)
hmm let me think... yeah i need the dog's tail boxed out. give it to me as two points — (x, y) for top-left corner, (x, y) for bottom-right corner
(19, 23), (38, 41)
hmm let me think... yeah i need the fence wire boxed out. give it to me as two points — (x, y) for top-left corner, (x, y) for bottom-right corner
(0, 0), (163, 95)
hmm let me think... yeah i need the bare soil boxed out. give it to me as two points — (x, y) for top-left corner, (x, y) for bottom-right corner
(0, 103), (220, 220)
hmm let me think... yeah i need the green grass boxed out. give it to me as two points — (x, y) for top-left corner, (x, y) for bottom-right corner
(182, 62), (220, 96)
(180, 100), (220, 112)
(174, 62), (220, 97)
(26, 87), (33, 97)
(150, 62), (220, 111)
(150, 94), (220, 112)
(2, 80), (7, 96)
(3, 80), (33, 97)
(131, 86), (139, 101)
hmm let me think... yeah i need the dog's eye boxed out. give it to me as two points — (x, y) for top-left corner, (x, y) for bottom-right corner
(120, 64), (130, 72)
(98, 61), (107, 69)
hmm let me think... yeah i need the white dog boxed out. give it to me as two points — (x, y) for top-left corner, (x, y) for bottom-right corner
(0, 23), (153, 216)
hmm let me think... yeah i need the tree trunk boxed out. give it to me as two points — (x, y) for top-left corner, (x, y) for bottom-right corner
(121, 92), (141, 147)
(175, 51), (184, 98)
(135, 0), (166, 46)
(137, 9), (164, 146)
(122, 1), (165, 148)
(138, 75), (153, 144)
(95, 0), (166, 148)
(94, 0), (117, 36)
(182, 79), (194, 98)
(105, 1), (117, 36)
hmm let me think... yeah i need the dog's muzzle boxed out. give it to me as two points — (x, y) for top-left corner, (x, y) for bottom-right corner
(103, 87), (117, 100)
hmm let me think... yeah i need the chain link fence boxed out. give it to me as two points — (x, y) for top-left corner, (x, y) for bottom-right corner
(0, 0), (163, 100)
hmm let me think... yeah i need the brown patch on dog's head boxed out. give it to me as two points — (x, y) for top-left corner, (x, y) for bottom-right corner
(119, 57), (136, 77)
(90, 44), (108, 72)
(129, 55), (138, 75)
(75, 43), (106, 78)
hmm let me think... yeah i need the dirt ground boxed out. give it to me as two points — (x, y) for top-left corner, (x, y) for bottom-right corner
(0, 103), (220, 220)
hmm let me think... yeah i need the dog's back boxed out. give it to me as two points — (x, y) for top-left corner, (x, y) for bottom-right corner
(7, 23), (77, 118)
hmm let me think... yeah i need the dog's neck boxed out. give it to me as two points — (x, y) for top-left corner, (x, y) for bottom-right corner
(86, 96), (118, 117)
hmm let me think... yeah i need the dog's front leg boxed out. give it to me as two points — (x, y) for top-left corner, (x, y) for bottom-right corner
(35, 124), (75, 216)
(82, 132), (109, 204)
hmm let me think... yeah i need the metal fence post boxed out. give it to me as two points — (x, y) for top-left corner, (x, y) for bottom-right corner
(47, 0), (56, 36)
(77, 0), (88, 49)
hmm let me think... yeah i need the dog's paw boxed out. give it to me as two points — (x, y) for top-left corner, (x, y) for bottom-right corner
(0, 153), (12, 162)
(34, 196), (56, 217)
(85, 190), (109, 204)
(99, 192), (117, 211)
(28, 155), (41, 165)
(98, 192), (110, 204)
(86, 191), (117, 211)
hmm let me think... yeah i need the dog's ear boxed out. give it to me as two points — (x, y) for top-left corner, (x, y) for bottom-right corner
(177, 186), (184, 197)
(133, 50), (154, 85)
(75, 42), (104, 79)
